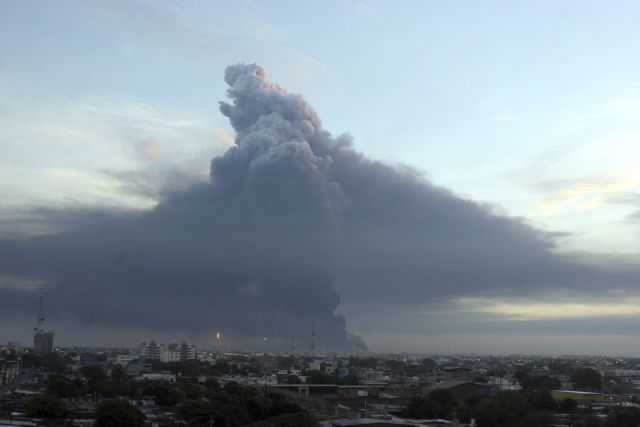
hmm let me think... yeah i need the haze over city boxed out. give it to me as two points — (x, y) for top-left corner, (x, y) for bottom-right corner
(1, 0), (640, 356)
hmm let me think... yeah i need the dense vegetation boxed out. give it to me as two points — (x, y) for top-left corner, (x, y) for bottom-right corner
(13, 354), (624, 426)
(570, 367), (603, 390)
(403, 388), (640, 427)
(27, 365), (316, 426)
(95, 399), (145, 427)
(25, 394), (67, 418)
(174, 382), (316, 426)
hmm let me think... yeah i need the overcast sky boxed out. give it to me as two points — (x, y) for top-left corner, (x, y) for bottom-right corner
(1, 0), (640, 355)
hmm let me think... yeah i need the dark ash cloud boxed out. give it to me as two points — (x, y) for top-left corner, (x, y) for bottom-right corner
(1, 64), (638, 350)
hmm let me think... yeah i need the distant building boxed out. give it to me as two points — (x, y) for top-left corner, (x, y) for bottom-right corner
(488, 377), (522, 391)
(601, 369), (640, 382)
(359, 369), (387, 383)
(0, 360), (20, 386)
(33, 295), (54, 355)
(139, 340), (161, 360)
(158, 342), (197, 362)
(127, 361), (153, 376)
(7, 341), (22, 353)
(140, 373), (176, 382)
(115, 355), (138, 365)
(78, 352), (98, 364)
(309, 358), (324, 371)
(33, 332), (54, 355)
(139, 341), (196, 362)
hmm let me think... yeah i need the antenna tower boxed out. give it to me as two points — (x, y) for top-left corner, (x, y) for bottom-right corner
(310, 320), (316, 356)
(34, 294), (44, 333)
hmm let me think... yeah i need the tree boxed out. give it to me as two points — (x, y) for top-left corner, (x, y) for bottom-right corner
(604, 407), (640, 427)
(513, 370), (530, 385)
(204, 377), (221, 392)
(547, 360), (572, 375)
(20, 353), (67, 373)
(95, 399), (145, 427)
(258, 411), (317, 427)
(520, 411), (554, 427)
(25, 394), (66, 418)
(143, 383), (186, 406)
(176, 400), (218, 426)
(277, 356), (298, 369)
(337, 374), (359, 385)
(229, 389), (270, 421)
(111, 364), (128, 381)
(166, 359), (205, 376)
(80, 364), (105, 380)
(100, 376), (139, 398)
(81, 365), (107, 394)
(429, 389), (458, 408)
(584, 414), (602, 427)
(559, 397), (577, 413)
(473, 392), (532, 427)
(403, 389), (458, 419)
(173, 381), (316, 426)
(286, 374), (302, 384)
(268, 400), (305, 417)
(422, 358), (437, 371)
(523, 375), (560, 390)
(524, 389), (558, 412)
(571, 368), (602, 390)
(47, 375), (80, 398)
(179, 382), (205, 399)
(305, 370), (335, 384)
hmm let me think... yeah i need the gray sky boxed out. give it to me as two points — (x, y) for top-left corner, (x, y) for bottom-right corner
(1, 1), (640, 354)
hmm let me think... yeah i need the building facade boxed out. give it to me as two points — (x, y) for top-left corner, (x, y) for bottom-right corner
(33, 332), (54, 354)
(139, 341), (196, 362)
(32, 295), (54, 354)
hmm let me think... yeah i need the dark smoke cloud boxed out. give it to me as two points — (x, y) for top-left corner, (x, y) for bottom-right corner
(1, 64), (638, 350)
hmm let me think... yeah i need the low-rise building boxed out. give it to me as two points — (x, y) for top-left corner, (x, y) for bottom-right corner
(115, 354), (138, 365)
(487, 377), (522, 391)
(140, 373), (176, 382)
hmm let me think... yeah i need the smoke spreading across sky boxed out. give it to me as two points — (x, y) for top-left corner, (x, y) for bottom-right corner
(1, 64), (639, 352)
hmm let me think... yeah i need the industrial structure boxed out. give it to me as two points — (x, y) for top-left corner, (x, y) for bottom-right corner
(33, 294), (54, 354)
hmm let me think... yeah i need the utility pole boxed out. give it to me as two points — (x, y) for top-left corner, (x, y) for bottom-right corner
(358, 389), (368, 418)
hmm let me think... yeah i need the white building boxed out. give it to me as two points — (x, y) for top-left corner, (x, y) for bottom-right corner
(139, 341), (196, 362)
(139, 340), (160, 360)
(360, 369), (387, 383)
(7, 341), (22, 353)
(309, 359), (323, 371)
(602, 369), (640, 382)
(115, 355), (138, 365)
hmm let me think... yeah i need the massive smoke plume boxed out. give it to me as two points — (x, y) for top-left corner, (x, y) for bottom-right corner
(0, 64), (638, 350)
